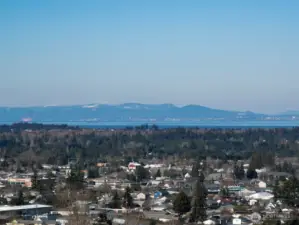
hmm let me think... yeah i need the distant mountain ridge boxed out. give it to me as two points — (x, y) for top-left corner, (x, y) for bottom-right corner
(0, 103), (296, 123)
(279, 110), (299, 116)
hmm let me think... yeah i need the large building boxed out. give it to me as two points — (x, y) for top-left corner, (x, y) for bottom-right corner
(0, 204), (52, 217)
(128, 162), (141, 170)
(7, 178), (32, 188)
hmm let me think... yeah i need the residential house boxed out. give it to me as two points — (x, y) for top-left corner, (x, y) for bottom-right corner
(136, 193), (146, 200)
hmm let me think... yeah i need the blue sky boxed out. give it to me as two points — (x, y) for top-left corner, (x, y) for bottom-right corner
(0, 0), (299, 113)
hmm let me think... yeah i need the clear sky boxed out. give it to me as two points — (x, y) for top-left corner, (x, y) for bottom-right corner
(1, 0), (299, 113)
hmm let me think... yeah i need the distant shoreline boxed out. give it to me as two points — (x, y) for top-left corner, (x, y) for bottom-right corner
(0, 121), (298, 129)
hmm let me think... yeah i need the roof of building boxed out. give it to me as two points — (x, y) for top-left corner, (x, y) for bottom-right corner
(206, 173), (222, 181)
(0, 204), (52, 212)
(11, 220), (57, 225)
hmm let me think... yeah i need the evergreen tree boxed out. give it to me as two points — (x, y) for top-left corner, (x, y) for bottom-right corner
(276, 164), (282, 172)
(16, 160), (22, 173)
(289, 219), (299, 225)
(155, 169), (161, 178)
(233, 164), (239, 179)
(15, 190), (25, 205)
(110, 191), (121, 209)
(200, 160), (207, 171)
(47, 179), (55, 192)
(143, 193), (152, 210)
(191, 163), (199, 178)
(99, 181), (112, 194)
(280, 176), (299, 206)
(234, 164), (245, 180)
(135, 166), (150, 182)
(149, 220), (157, 225)
(273, 180), (281, 201)
(46, 170), (55, 178)
(281, 162), (295, 174)
(263, 151), (275, 167)
(249, 151), (275, 170)
(189, 140), (197, 149)
(123, 187), (134, 208)
(31, 169), (41, 191)
(88, 167), (99, 178)
(249, 153), (263, 170)
(173, 191), (191, 217)
(67, 167), (84, 190)
(190, 173), (207, 223)
(246, 168), (258, 179)
(239, 164), (245, 179)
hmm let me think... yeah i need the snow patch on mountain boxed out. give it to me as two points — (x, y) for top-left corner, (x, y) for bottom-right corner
(82, 104), (99, 108)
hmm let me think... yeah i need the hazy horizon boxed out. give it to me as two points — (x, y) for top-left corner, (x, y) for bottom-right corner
(1, 0), (299, 114)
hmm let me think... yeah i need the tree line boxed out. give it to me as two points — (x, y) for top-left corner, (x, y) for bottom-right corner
(0, 123), (299, 169)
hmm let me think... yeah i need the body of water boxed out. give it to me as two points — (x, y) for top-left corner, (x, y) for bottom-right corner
(1, 120), (298, 129)
(31, 120), (299, 129)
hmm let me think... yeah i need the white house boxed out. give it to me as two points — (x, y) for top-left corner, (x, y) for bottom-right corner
(248, 192), (274, 201)
(184, 173), (191, 179)
(258, 181), (267, 188)
(136, 193), (146, 200)
(144, 164), (164, 169)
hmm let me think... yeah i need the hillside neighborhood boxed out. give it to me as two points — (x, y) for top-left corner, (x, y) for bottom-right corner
(0, 153), (298, 225)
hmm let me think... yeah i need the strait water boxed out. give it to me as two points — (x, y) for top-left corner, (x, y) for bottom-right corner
(30, 120), (299, 129)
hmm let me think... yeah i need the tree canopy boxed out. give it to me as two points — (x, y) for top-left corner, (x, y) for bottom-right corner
(190, 174), (207, 222)
(173, 191), (191, 216)
(1, 124), (299, 168)
(274, 176), (299, 206)
(123, 187), (134, 208)
(109, 191), (121, 209)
